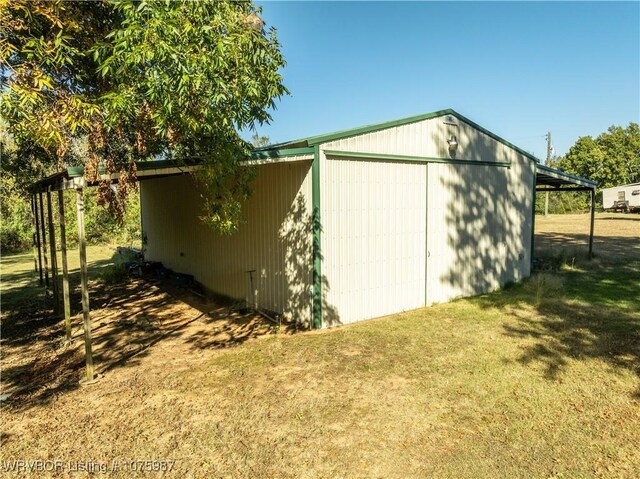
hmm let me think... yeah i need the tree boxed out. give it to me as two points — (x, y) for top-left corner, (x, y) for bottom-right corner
(1, 0), (287, 232)
(558, 123), (640, 190)
(250, 132), (271, 148)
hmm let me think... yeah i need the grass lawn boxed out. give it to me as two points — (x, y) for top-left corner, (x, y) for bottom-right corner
(1, 214), (639, 478)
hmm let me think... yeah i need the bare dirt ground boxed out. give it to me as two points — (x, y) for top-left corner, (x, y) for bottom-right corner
(2, 274), (290, 409)
(1, 215), (638, 478)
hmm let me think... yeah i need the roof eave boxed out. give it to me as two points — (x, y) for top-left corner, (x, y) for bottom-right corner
(537, 164), (598, 189)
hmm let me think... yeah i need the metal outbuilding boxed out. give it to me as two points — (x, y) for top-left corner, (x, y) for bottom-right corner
(138, 109), (597, 327)
(29, 108), (598, 378)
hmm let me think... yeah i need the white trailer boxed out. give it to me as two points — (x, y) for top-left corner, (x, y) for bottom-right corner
(602, 183), (640, 212)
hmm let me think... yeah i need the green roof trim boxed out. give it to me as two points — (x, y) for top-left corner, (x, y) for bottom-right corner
(249, 147), (314, 160)
(65, 150), (313, 177)
(324, 150), (512, 167)
(537, 163), (597, 188)
(255, 108), (544, 165)
(66, 159), (198, 178)
(302, 109), (454, 147)
(255, 109), (452, 151)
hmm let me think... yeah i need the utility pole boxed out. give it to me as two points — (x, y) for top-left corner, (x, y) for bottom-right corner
(544, 131), (552, 217)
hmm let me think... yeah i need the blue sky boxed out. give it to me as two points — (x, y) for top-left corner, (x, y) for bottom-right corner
(249, 1), (640, 159)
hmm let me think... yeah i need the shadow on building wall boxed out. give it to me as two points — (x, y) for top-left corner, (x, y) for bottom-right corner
(279, 193), (340, 328)
(433, 125), (532, 300)
(433, 125), (640, 398)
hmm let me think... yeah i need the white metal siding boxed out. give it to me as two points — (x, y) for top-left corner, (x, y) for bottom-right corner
(140, 161), (314, 326)
(323, 116), (516, 163)
(320, 151), (427, 325)
(140, 113), (535, 328)
(426, 158), (533, 305)
(319, 113), (534, 323)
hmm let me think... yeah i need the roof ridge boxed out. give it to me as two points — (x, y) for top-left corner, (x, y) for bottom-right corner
(256, 108), (454, 151)
(256, 108), (545, 165)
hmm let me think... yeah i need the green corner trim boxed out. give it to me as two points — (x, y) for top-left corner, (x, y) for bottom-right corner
(530, 162), (537, 272)
(312, 145), (322, 329)
(323, 150), (512, 168)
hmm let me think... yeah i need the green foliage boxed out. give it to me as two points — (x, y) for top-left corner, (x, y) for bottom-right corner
(0, 132), (140, 253)
(250, 133), (271, 148)
(0, 185), (141, 254)
(1, 0), (288, 232)
(535, 191), (590, 215)
(536, 123), (640, 214)
(79, 189), (141, 246)
(558, 123), (640, 190)
(1, 175), (34, 253)
(0, 1), (110, 158)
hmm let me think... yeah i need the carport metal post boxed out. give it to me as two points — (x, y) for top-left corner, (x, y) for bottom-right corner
(47, 190), (60, 313)
(33, 194), (44, 284)
(38, 192), (49, 289)
(30, 195), (38, 273)
(76, 188), (95, 381)
(58, 190), (72, 341)
(589, 188), (595, 259)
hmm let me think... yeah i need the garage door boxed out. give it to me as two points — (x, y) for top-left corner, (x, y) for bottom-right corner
(321, 157), (427, 324)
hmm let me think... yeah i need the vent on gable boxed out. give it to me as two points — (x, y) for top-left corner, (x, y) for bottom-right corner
(442, 115), (458, 127)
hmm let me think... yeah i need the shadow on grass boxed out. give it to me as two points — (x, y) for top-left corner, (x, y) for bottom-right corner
(1, 251), (117, 409)
(1, 249), (296, 413)
(596, 215), (640, 222)
(535, 232), (640, 265)
(475, 239), (640, 397)
(1, 256), (115, 349)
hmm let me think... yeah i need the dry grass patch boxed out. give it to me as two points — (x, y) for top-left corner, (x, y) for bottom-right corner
(1, 215), (639, 478)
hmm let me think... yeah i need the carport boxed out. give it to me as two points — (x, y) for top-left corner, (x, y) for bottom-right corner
(534, 163), (598, 258)
(28, 160), (198, 382)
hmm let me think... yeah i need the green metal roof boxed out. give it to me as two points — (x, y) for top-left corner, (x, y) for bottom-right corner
(31, 109), (597, 191)
(255, 108), (544, 164)
(65, 158), (200, 178)
(30, 150), (315, 192)
(248, 147), (314, 160)
(537, 164), (597, 188)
